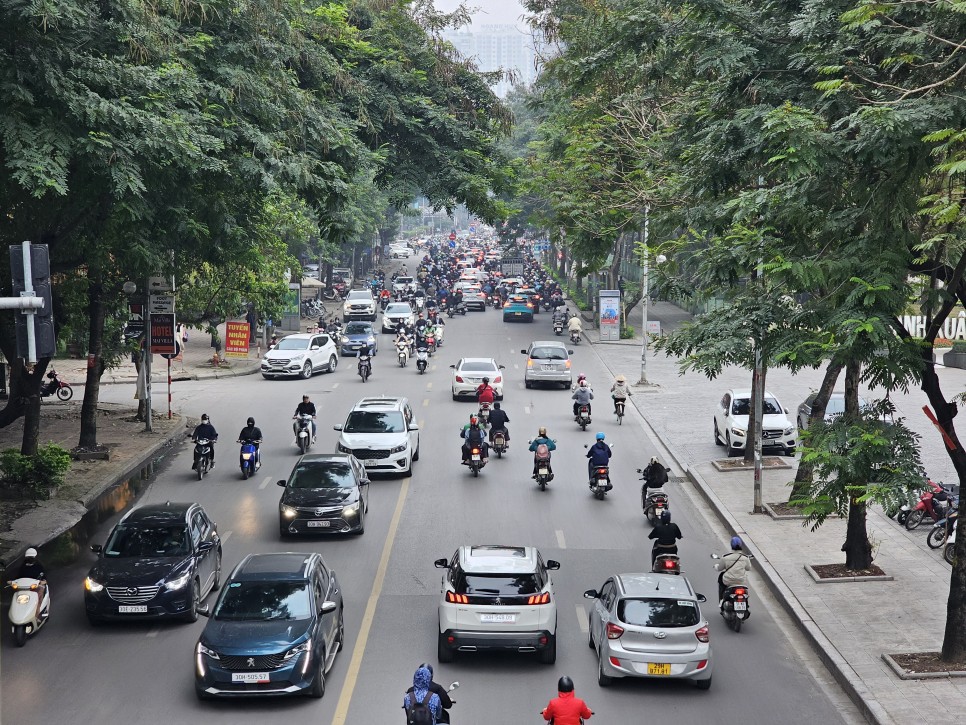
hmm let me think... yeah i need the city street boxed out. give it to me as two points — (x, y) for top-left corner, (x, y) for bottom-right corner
(0, 289), (858, 724)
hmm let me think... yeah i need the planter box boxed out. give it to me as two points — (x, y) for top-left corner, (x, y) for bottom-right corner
(942, 351), (966, 369)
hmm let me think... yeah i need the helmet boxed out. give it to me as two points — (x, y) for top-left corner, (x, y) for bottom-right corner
(660, 510), (671, 524)
(482, 377), (490, 384)
(493, 402), (501, 409)
(470, 416), (478, 426)
(538, 427), (547, 437)
(650, 456), (659, 465)
(25, 547), (37, 560)
(731, 536), (743, 550)
(616, 374), (626, 383)
(579, 379), (588, 388)
(418, 662), (434, 676)
(577, 373), (586, 382)
(247, 417), (255, 426)
(201, 414), (210, 422)
(596, 432), (605, 441)
(558, 676), (574, 693)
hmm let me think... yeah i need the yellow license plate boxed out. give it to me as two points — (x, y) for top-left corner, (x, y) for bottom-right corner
(647, 663), (671, 676)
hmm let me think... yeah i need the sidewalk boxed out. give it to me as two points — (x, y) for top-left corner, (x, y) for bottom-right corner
(587, 301), (966, 724)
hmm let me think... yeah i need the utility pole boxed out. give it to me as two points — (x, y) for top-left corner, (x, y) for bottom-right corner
(752, 175), (765, 513)
(144, 274), (153, 432)
(639, 205), (650, 385)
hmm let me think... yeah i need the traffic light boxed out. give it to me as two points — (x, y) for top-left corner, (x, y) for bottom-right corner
(9, 243), (56, 360)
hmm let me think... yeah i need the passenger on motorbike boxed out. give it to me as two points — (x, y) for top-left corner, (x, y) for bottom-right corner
(460, 415), (489, 463)
(586, 432), (612, 482)
(487, 401), (510, 445)
(715, 536), (751, 603)
(572, 379), (594, 419)
(610, 374), (630, 413)
(648, 510), (683, 566)
(293, 396), (317, 443)
(192, 414), (218, 469)
(237, 417), (263, 465)
(529, 427), (556, 478)
(542, 676), (593, 724)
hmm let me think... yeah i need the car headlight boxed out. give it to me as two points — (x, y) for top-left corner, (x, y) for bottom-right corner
(342, 502), (361, 518)
(280, 504), (298, 518)
(390, 444), (408, 455)
(283, 639), (311, 661)
(197, 641), (220, 660)
(337, 442), (352, 454)
(84, 577), (104, 593)
(731, 427), (746, 437)
(783, 427), (795, 436)
(289, 353), (304, 362)
(165, 571), (192, 591)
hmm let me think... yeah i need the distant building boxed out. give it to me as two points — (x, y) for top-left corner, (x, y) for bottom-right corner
(443, 24), (544, 96)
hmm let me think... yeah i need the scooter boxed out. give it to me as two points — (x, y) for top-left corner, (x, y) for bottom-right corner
(4, 576), (50, 646)
(570, 329), (581, 345)
(193, 438), (213, 480)
(358, 353), (372, 382)
(928, 505), (958, 549)
(553, 319), (564, 336)
(905, 481), (950, 530)
(640, 474), (670, 526)
(589, 465), (612, 499)
(653, 553), (681, 575)
(407, 682), (459, 722)
(491, 429), (508, 458)
(711, 553), (754, 632)
(415, 346), (429, 374)
(576, 404), (592, 431)
(294, 413), (313, 454)
(238, 439), (261, 479)
(425, 333), (437, 355)
(465, 445), (486, 478)
(396, 342), (409, 368)
(40, 369), (73, 401)
(478, 402), (491, 429)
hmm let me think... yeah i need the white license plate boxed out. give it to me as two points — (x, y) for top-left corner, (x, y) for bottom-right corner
(734, 601), (747, 611)
(539, 468), (549, 475)
(363, 459), (379, 467)
(480, 613), (516, 623)
(117, 605), (147, 614)
(307, 520), (331, 528)
(542, 365), (555, 371)
(231, 672), (271, 684)
(472, 454), (481, 461)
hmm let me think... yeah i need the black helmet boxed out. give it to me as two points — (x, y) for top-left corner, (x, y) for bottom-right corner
(558, 675), (574, 693)
(660, 510), (671, 524)
(247, 417), (255, 427)
(482, 376), (490, 384)
(201, 414), (210, 422)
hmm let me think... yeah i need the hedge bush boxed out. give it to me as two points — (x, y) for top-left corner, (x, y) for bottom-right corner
(0, 445), (72, 500)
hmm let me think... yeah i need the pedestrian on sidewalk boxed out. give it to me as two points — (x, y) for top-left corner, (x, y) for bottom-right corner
(648, 510), (682, 566)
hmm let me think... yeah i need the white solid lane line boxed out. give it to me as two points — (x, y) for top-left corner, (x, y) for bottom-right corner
(524, 406), (531, 415)
(220, 530), (233, 546)
(331, 383), (339, 390)
(576, 604), (589, 634)
(258, 476), (272, 490)
(555, 529), (567, 549)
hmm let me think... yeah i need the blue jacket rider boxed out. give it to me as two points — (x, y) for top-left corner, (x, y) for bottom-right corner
(586, 433), (612, 481)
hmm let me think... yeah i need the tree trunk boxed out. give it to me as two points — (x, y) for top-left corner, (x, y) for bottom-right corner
(79, 279), (107, 449)
(789, 360), (843, 501)
(132, 349), (146, 422)
(743, 364), (767, 464)
(20, 359), (50, 456)
(842, 360), (872, 570)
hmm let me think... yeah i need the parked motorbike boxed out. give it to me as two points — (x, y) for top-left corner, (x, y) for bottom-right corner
(294, 413), (313, 454)
(905, 481), (950, 530)
(358, 352), (372, 382)
(491, 429), (508, 458)
(238, 439), (261, 479)
(415, 346), (429, 374)
(653, 553), (681, 575)
(928, 505), (958, 549)
(193, 438), (213, 480)
(712, 553), (753, 632)
(40, 370), (73, 401)
(4, 575), (50, 646)
(576, 404), (592, 431)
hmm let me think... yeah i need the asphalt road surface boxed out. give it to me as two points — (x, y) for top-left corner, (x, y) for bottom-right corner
(1, 281), (859, 725)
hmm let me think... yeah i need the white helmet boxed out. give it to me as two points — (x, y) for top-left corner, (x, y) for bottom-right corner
(25, 547), (38, 559)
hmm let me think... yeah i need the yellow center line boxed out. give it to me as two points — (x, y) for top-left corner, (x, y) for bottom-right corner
(331, 476), (411, 725)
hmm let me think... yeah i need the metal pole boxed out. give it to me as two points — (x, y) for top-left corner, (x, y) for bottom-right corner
(167, 357), (172, 420)
(144, 279), (153, 432)
(21, 241), (37, 364)
(752, 175), (765, 513)
(639, 206), (650, 385)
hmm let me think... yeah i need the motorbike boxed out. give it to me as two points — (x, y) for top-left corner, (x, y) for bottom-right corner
(905, 481), (951, 530)
(944, 527), (958, 565)
(576, 404), (592, 431)
(396, 342), (409, 368)
(589, 465), (612, 499)
(407, 682), (459, 724)
(928, 502), (959, 549)
(711, 553), (754, 632)
(379, 295), (390, 311)
(426, 333), (437, 355)
(415, 346), (429, 374)
(193, 438), (213, 480)
(553, 319), (564, 336)
(653, 553), (681, 575)
(358, 352), (372, 382)
(40, 369), (73, 401)
(238, 439), (261, 479)
(479, 402), (491, 429)
(465, 445), (486, 477)
(4, 575), (50, 646)
(640, 474), (670, 526)
(294, 414), (313, 454)
(415, 296), (425, 312)
(570, 329), (582, 345)
(491, 429), (508, 458)
(532, 443), (554, 490)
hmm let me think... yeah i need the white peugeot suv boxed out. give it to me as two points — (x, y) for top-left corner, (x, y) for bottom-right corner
(334, 397), (419, 476)
(434, 545), (559, 664)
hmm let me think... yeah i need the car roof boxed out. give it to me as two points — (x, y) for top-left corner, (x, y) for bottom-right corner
(728, 389), (778, 399)
(296, 453), (354, 465)
(351, 396), (408, 411)
(529, 340), (568, 349)
(232, 553), (319, 581)
(616, 573), (697, 598)
(459, 545), (540, 573)
(280, 333), (317, 341)
(347, 289), (372, 295)
(458, 358), (498, 366)
(121, 501), (195, 525)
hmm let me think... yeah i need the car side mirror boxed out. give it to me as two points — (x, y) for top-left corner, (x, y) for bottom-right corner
(583, 589), (599, 599)
(434, 558), (448, 568)
(546, 560), (560, 570)
(520, 349), (527, 354)
(408, 424), (420, 431)
(360, 479), (370, 486)
(320, 600), (338, 614)
(568, 349), (574, 354)
(197, 541), (216, 553)
(277, 479), (287, 487)
(310, 345), (320, 351)
(499, 365), (506, 370)
(696, 594), (707, 603)
(333, 425), (343, 431)
(449, 364), (456, 369)
(91, 544), (103, 554)
(198, 604), (211, 617)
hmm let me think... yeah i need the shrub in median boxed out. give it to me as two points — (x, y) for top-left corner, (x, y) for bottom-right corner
(0, 445), (72, 500)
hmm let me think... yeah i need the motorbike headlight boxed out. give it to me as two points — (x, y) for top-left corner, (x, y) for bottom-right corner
(280, 504), (298, 519)
(197, 641), (220, 660)
(283, 639), (311, 661)
(731, 427), (746, 437)
(337, 442), (352, 454)
(84, 577), (104, 593)
(342, 503), (361, 518)
(165, 571), (192, 591)
(16, 593), (30, 605)
(390, 444), (408, 454)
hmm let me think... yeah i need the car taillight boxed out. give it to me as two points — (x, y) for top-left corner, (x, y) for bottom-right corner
(565, 360), (571, 369)
(446, 592), (469, 604)
(606, 622), (624, 639)
(695, 626), (710, 643)
(526, 592), (551, 605)
(527, 360), (533, 368)
(503, 302), (510, 308)
(455, 376), (464, 383)
(526, 303), (533, 308)
(494, 376), (502, 383)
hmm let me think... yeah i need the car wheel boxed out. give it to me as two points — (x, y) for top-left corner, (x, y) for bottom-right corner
(181, 580), (200, 623)
(597, 654), (613, 687)
(437, 631), (454, 663)
(301, 362), (313, 379)
(327, 355), (338, 373)
(588, 621), (595, 649)
(261, 373), (274, 380)
(211, 550), (222, 591)
(307, 657), (326, 698)
(413, 445), (420, 462)
(696, 675), (712, 690)
(726, 433), (740, 457)
(525, 380), (532, 389)
(714, 421), (723, 445)
(539, 634), (557, 664)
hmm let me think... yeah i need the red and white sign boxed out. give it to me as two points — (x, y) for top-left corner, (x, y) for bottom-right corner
(150, 313), (177, 355)
(449, 232), (457, 241)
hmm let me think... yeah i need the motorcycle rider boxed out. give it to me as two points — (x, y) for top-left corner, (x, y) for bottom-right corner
(237, 417), (263, 466)
(293, 395), (317, 443)
(649, 510), (684, 566)
(487, 401), (510, 447)
(192, 414), (218, 469)
(567, 313), (583, 339)
(541, 676), (593, 724)
(394, 334), (410, 365)
(642, 456), (670, 492)
(610, 374), (630, 414)
(460, 415), (488, 464)
(414, 311), (429, 336)
(552, 305), (569, 327)
(586, 432), (612, 483)
(411, 663), (453, 724)
(529, 427), (556, 479)
(572, 379), (594, 419)
(715, 536), (752, 603)
(16, 547), (47, 619)
(476, 376), (496, 413)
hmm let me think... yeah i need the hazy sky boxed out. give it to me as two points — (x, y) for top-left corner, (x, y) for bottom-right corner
(434, 0), (529, 30)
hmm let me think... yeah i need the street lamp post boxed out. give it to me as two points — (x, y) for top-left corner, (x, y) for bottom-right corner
(639, 205), (650, 386)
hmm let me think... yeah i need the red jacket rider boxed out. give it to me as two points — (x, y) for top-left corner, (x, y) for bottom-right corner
(542, 677), (592, 725)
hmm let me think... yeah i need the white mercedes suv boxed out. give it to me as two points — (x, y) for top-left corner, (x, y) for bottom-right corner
(334, 397), (419, 476)
(434, 545), (559, 664)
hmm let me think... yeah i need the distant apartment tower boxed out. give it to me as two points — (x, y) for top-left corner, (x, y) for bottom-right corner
(443, 24), (542, 96)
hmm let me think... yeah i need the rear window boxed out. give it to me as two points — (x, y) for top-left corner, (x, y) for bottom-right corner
(460, 361), (497, 372)
(456, 573), (542, 596)
(530, 347), (568, 361)
(619, 598), (700, 628)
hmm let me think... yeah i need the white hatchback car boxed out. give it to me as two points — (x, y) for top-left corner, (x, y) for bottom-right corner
(713, 389), (797, 456)
(450, 358), (505, 400)
(261, 333), (339, 380)
(435, 545), (560, 664)
(334, 397), (419, 476)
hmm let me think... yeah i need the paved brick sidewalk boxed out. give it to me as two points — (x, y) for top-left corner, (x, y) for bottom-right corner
(586, 300), (966, 725)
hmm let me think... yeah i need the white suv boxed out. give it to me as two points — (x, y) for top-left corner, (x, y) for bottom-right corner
(713, 388), (797, 456)
(334, 397), (419, 476)
(261, 333), (339, 379)
(434, 545), (559, 664)
(343, 289), (376, 322)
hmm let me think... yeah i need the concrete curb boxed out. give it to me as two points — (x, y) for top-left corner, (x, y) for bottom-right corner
(583, 336), (892, 725)
(72, 363), (261, 386)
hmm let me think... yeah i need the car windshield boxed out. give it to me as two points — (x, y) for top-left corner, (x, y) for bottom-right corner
(396, 277), (414, 285)
(345, 323), (372, 335)
(619, 598), (700, 628)
(213, 581), (311, 621)
(103, 524), (190, 558)
(274, 338), (309, 351)
(460, 361), (497, 372)
(347, 292), (370, 300)
(386, 304), (411, 314)
(732, 396), (782, 416)
(287, 461), (356, 489)
(344, 411), (406, 433)
(457, 573), (541, 596)
(530, 347), (567, 361)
